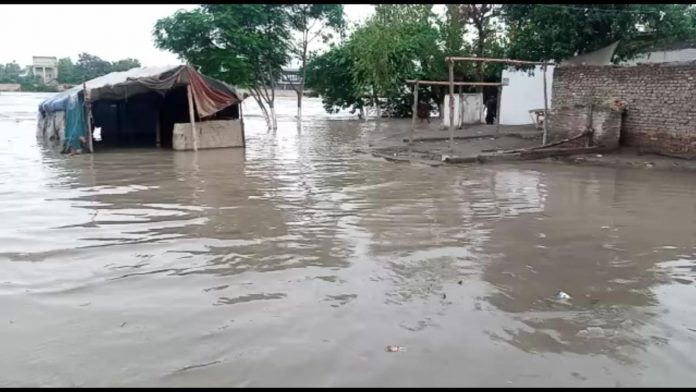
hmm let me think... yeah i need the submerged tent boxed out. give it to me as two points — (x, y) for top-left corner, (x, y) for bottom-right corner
(38, 65), (241, 151)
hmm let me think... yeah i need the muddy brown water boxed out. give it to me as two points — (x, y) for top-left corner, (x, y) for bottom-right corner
(1, 93), (695, 387)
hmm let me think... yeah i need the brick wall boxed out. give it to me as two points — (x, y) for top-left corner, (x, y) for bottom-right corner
(549, 63), (696, 154)
(548, 101), (624, 149)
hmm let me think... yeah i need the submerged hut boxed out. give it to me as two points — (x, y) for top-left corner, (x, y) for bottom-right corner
(37, 65), (245, 153)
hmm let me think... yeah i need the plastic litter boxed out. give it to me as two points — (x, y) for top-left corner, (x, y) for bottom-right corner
(385, 345), (406, 352)
(556, 291), (572, 300)
(576, 326), (606, 338)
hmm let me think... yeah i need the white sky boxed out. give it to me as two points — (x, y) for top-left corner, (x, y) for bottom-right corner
(0, 4), (376, 67)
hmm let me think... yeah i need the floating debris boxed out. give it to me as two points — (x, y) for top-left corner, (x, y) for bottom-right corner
(576, 326), (606, 338)
(385, 345), (406, 352)
(556, 291), (572, 301)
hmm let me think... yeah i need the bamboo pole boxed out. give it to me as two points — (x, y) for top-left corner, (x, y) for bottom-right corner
(445, 56), (555, 66)
(542, 64), (549, 144)
(83, 82), (93, 153)
(448, 60), (454, 150)
(187, 84), (198, 152)
(410, 82), (418, 145)
(240, 101), (246, 148)
(406, 80), (502, 87)
(496, 85), (502, 134)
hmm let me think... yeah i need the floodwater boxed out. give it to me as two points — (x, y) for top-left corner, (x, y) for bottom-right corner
(1, 92), (696, 387)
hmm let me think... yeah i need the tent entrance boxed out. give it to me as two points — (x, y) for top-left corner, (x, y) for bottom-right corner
(90, 86), (192, 149)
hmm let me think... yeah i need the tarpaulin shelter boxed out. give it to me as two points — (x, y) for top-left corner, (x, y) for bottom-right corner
(37, 65), (243, 152)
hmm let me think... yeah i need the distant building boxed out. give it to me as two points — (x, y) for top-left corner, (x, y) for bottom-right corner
(32, 56), (58, 84)
(277, 68), (301, 91)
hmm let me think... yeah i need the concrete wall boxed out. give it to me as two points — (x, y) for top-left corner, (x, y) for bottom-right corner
(500, 65), (554, 125)
(0, 83), (21, 92)
(172, 119), (245, 151)
(549, 63), (696, 154)
(623, 48), (696, 65)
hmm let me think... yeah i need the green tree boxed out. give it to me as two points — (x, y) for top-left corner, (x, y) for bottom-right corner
(111, 58), (141, 72)
(459, 4), (502, 90)
(502, 4), (696, 62)
(286, 4), (345, 119)
(75, 52), (112, 81)
(153, 4), (292, 130)
(350, 4), (439, 118)
(305, 42), (367, 117)
(57, 57), (79, 84)
(0, 62), (23, 83)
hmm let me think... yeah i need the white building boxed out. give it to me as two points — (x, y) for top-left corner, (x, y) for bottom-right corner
(32, 56), (58, 84)
(499, 65), (554, 125)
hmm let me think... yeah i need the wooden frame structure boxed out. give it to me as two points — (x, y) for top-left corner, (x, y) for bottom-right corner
(406, 56), (556, 151)
(445, 57), (556, 145)
(406, 80), (503, 148)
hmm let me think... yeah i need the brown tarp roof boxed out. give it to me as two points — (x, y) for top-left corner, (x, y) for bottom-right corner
(40, 65), (240, 118)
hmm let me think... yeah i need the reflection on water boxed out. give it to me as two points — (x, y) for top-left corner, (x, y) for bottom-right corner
(1, 92), (696, 387)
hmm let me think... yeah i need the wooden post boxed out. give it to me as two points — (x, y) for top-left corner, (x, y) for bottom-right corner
(155, 116), (161, 148)
(240, 101), (246, 148)
(496, 85), (502, 134)
(187, 84), (198, 151)
(542, 64), (549, 144)
(457, 84), (463, 130)
(448, 60), (454, 150)
(83, 82), (94, 153)
(410, 82), (418, 145)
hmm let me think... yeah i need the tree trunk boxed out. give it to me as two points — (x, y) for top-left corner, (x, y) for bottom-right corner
(250, 90), (272, 130)
(297, 89), (302, 119)
(260, 102), (272, 130)
(268, 64), (278, 131)
(269, 102), (277, 130)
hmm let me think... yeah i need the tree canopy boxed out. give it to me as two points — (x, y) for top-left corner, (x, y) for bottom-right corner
(285, 4), (345, 118)
(56, 53), (142, 85)
(153, 3), (696, 119)
(154, 4), (293, 129)
(502, 4), (696, 62)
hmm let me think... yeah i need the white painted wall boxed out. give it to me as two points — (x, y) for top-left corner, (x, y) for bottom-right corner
(622, 48), (696, 65)
(460, 93), (483, 124)
(442, 94), (461, 127)
(499, 65), (554, 125)
(172, 120), (244, 151)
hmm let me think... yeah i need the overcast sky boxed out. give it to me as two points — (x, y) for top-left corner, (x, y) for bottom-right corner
(0, 4), (376, 67)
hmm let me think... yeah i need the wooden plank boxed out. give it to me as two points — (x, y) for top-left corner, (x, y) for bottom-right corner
(187, 84), (198, 151)
(448, 61), (454, 149)
(83, 82), (93, 153)
(406, 80), (503, 87)
(410, 82), (418, 145)
(542, 64), (549, 144)
(240, 101), (246, 148)
(495, 85), (502, 134)
(445, 56), (555, 66)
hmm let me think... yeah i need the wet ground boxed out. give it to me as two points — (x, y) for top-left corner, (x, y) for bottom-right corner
(1, 92), (696, 387)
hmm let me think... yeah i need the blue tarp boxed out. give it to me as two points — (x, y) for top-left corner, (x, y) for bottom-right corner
(39, 86), (80, 113)
(63, 94), (86, 151)
(38, 66), (181, 114)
